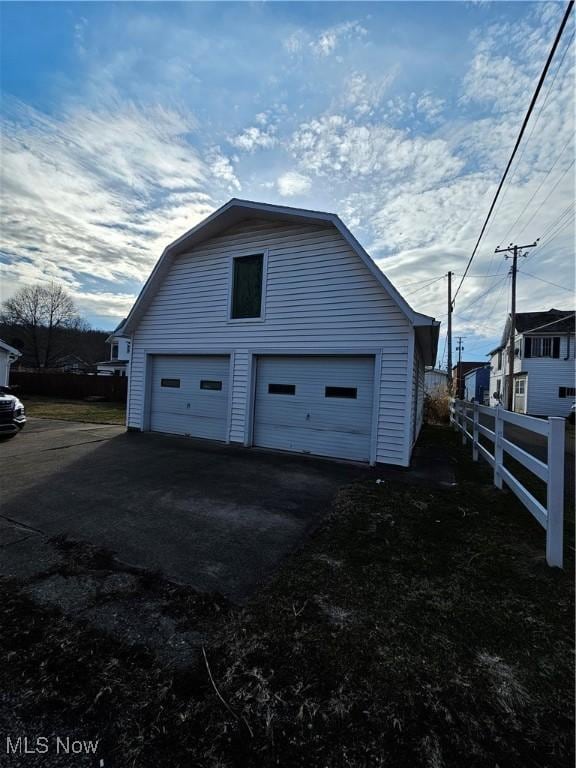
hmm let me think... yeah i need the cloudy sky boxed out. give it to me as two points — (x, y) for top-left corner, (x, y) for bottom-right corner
(1, 1), (574, 364)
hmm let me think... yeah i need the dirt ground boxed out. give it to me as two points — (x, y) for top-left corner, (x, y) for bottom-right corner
(0, 426), (573, 768)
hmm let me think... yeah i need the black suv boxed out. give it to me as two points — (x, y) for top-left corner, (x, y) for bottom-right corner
(0, 387), (26, 437)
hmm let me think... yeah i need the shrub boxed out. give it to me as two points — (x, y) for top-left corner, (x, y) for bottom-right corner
(425, 391), (451, 424)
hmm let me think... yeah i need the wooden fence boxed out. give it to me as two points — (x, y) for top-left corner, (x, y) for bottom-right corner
(450, 399), (565, 568)
(9, 372), (128, 402)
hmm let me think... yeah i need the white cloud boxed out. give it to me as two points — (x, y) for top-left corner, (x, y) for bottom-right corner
(207, 147), (241, 191)
(461, 53), (533, 113)
(310, 21), (367, 57)
(340, 70), (397, 117)
(290, 114), (463, 187)
(0, 99), (216, 308)
(276, 171), (311, 197)
(229, 125), (277, 153)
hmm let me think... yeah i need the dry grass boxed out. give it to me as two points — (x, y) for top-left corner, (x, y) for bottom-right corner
(426, 391), (452, 424)
(0, 427), (573, 767)
(22, 395), (126, 424)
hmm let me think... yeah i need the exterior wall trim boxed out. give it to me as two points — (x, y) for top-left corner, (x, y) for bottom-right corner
(403, 330), (416, 466)
(226, 248), (270, 324)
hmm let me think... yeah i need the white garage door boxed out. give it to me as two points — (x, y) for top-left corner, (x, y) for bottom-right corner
(150, 355), (229, 441)
(254, 356), (374, 462)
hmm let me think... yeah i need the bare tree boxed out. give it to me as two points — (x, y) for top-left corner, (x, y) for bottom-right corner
(1, 283), (83, 367)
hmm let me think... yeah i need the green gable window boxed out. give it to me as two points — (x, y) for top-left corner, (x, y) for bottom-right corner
(231, 254), (264, 319)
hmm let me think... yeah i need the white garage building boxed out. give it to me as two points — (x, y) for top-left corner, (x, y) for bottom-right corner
(120, 199), (439, 466)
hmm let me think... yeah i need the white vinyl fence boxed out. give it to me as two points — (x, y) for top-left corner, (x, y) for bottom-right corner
(450, 399), (565, 568)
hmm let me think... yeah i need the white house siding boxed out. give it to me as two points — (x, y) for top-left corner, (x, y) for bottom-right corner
(424, 368), (448, 394)
(128, 219), (412, 465)
(523, 334), (575, 416)
(490, 334), (575, 415)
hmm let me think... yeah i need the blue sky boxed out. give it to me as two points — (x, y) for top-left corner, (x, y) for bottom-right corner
(1, 1), (574, 364)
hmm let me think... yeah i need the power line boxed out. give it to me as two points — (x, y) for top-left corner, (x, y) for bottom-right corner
(452, 0), (574, 304)
(538, 202), (574, 241)
(498, 136), (573, 244)
(515, 159), (575, 240)
(497, 29), (575, 214)
(516, 313), (575, 336)
(396, 274), (445, 288)
(538, 216), (575, 251)
(520, 270), (575, 292)
(403, 274), (446, 297)
(476, 29), (575, 257)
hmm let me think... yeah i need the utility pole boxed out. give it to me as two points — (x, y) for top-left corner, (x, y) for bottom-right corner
(494, 240), (538, 410)
(456, 336), (465, 398)
(447, 271), (453, 392)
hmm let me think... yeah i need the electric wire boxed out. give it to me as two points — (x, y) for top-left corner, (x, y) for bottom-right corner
(519, 270), (575, 292)
(452, 0), (574, 304)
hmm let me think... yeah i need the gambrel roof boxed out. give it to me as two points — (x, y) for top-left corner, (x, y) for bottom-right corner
(120, 199), (440, 363)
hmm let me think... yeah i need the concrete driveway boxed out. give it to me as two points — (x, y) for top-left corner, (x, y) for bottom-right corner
(0, 419), (371, 600)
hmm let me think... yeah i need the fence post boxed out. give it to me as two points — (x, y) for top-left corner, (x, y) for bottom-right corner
(546, 417), (565, 568)
(493, 405), (503, 489)
(472, 402), (479, 461)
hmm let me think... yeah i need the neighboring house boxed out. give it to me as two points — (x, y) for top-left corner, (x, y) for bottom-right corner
(118, 199), (440, 466)
(0, 339), (22, 386)
(452, 361), (486, 400)
(424, 367), (449, 395)
(97, 326), (131, 377)
(489, 309), (575, 416)
(53, 354), (91, 373)
(464, 365), (490, 404)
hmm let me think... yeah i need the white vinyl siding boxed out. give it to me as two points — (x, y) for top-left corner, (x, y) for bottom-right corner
(128, 219), (413, 465)
(523, 334), (575, 416)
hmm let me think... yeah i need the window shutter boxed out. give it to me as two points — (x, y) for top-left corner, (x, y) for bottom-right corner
(552, 337), (560, 358)
(524, 337), (531, 358)
(559, 387), (566, 398)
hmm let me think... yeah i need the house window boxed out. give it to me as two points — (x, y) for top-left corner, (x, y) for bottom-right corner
(514, 379), (525, 395)
(111, 344), (119, 359)
(497, 350), (502, 370)
(161, 378), (180, 388)
(200, 380), (222, 391)
(525, 336), (560, 358)
(231, 254), (264, 319)
(559, 387), (576, 398)
(268, 383), (296, 395)
(126, 342), (131, 354)
(325, 386), (357, 399)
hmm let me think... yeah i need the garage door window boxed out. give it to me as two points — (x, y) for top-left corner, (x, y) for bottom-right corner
(325, 386), (357, 399)
(268, 383), (296, 395)
(200, 380), (223, 391)
(161, 378), (180, 388)
(231, 254), (264, 319)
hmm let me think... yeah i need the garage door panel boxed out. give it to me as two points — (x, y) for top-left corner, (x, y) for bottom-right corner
(150, 355), (229, 441)
(254, 356), (374, 462)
